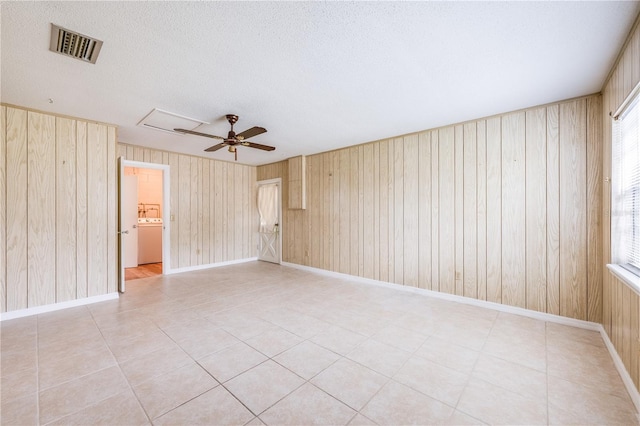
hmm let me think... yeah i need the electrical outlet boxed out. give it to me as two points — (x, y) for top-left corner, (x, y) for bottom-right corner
(170, 214), (175, 221)
(455, 271), (461, 280)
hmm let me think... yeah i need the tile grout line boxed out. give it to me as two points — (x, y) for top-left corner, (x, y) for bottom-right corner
(448, 308), (499, 423)
(36, 308), (134, 424)
(87, 302), (154, 425)
(10, 262), (637, 425)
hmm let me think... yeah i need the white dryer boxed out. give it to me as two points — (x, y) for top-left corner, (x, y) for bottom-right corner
(137, 218), (163, 264)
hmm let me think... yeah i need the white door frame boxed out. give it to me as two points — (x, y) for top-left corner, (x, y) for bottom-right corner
(118, 158), (171, 292)
(122, 174), (139, 268)
(257, 178), (282, 264)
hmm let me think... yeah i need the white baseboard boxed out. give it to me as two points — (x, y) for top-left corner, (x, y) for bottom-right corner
(282, 261), (640, 414)
(0, 293), (119, 322)
(166, 257), (258, 275)
(283, 262), (599, 330)
(599, 326), (640, 415)
(0, 258), (258, 320)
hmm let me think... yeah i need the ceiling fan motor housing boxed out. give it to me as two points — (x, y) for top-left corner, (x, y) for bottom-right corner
(226, 114), (239, 142)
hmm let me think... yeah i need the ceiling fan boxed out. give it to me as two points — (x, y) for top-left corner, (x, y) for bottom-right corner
(174, 114), (275, 161)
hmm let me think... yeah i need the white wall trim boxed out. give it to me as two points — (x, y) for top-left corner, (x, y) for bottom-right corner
(282, 262), (598, 329)
(607, 264), (640, 296)
(121, 159), (172, 273)
(166, 257), (258, 275)
(599, 324), (640, 414)
(282, 261), (640, 414)
(0, 293), (119, 322)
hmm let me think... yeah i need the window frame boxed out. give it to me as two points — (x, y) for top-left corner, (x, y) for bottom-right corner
(609, 82), (640, 295)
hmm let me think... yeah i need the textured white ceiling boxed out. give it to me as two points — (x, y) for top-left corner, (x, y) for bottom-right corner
(2, 1), (639, 165)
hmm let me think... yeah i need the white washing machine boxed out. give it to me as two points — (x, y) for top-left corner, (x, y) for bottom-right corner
(138, 218), (163, 264)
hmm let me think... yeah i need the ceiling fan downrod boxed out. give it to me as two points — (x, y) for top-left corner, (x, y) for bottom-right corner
(226, 114), (238, 140)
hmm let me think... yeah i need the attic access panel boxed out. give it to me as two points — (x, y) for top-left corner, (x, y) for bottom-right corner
(137, 108), (208, 135)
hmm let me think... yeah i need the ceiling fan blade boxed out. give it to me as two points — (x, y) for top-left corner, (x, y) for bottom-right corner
(236, 126), (266, 140)
(243, 141), (276, 151)
(204, 142), (227, 152)
(174, 128), (225, 140)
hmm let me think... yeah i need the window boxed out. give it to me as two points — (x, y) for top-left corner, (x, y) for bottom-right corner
(612, 92), (640, 277)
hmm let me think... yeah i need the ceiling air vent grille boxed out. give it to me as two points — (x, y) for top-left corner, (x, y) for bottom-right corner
(49, 24), (103, 64)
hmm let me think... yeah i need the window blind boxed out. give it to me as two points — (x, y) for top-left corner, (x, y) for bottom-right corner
(612, 94), (640, 275)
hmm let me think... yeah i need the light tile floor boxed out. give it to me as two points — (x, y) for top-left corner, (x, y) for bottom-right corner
(1, 262), (638, 425)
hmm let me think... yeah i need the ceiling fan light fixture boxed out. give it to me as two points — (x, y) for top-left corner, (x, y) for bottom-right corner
(228, 144), (238, 161)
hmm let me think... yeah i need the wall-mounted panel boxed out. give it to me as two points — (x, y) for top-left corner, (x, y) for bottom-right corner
(546, 105), (561, 316)
(288, 155), (306, 210)
(501, 111), (526, 309)
(6, 107), (28, 311)
(76, 122), (88, 299)
(559, 100), (587, 320)
(463, 122), (477, 299)
(525, 107), (547, 313)
(87, 122), (108, 297)
(2, 105), (117, 313)
(476, 121), (487, 301)
(403, 136), (419, 287)
(586, 95), (603, 323)
(438, 127), (455, 295)
(485, 116), (502, 304)
(27, 111), (56, 307)
(56, 117), (77, 302)
(418, 132), (431, 290)
(106, 127), (117, 294)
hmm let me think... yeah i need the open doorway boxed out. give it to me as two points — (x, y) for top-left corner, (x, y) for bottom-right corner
(118, 159), (170, 291)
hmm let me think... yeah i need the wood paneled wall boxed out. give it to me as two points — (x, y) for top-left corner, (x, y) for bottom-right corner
(118, 144), (258, 270)
(258, 95), (602, 322)
(608, 274), (640, 394)
(0, 105), (117, 313)
(602, 15), (640, 395)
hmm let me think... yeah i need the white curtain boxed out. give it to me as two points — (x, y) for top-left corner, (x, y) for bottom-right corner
(258, 183), (278, 233)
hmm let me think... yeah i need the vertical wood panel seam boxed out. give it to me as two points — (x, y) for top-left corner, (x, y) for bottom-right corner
(26, 113), (29, 306)
(556, 109), (561, 313)
(54, 118), (58, 302)
(499, 118), (503, 304)
(437, 135), (440, 291)
(585, 104), (590, 320)
(84, 123), (89, 298)
(404, 140), (409, 286)
(524, 112), (527, 309)
(1, 109), (3, 310)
